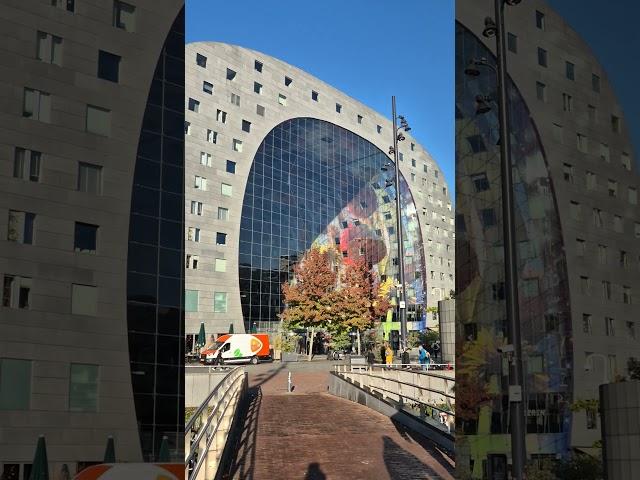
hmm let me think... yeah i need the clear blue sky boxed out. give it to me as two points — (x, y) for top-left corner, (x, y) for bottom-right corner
(186, 0), (455, 190)
(546, 0), (640, 166)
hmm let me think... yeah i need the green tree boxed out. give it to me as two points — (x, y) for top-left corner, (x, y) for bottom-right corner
(628, 357), (640, 379)
(553, 454), (603, 480)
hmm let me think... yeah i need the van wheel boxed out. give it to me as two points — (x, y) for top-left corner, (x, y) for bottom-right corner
(217, 357), (224, 365)
(250, 356), (258, 365)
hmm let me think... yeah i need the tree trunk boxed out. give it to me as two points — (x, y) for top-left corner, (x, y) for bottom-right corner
(308, 327), (315, 362)
(356, 330), (361, 356)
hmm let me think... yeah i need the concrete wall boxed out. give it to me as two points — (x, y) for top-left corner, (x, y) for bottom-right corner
(185, 368), (229, 408)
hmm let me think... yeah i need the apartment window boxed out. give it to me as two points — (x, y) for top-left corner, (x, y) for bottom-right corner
(507, 32), (518, 53)
(214, 292), (228, 313)
(97, 50), (120, 82)
(635, 223), (640, 239)
(480, 208), (496, 227)
(576, 133), (587, 152)
(535, 82), (546, 102)
(623, 286), (632, 304)
(607, 179), (617, 197)
(0, 359), (31, 410)
(226, 68), (236, 81)
(582, 314), (592, 334)
(629, 187), (637, 205)
(74, 223), (97, 253)
(600, 143), (610, 162)
(592, 208), (602, 228)
(278, 94), (287, 106)
(185, 122), (191, 135)
(254, 82), (262, 94)
(602, 281), (612, 300)
(311, 90), (319, 101)
(185, 290), (198, 312)
(194, 176), (207, 191)
(188, 98), (199, 112)
(410, 173), (415, 182)
(537, 48), (547, 67)
(226, 160), (236, 174)
(216, 232), (227, 245)
(284, 76), (293, 87)
(71, 284), (97, 316)
(196, 53), (207, 68)
(565, 61), (575, 80)
(336, 103), (342, 113)
(598, 244), (607, 265)
(202, 81), (213, 95)
(229, 93), (240, 107)
(620, 251), (629, 268)
(78, 162), (102, 194)
(587, 409), (597, 430)
(586, 171), (596, 190)
(399, 153), (404, 162)
(113, 1), (135, 32)
(23, 88), (51, 122)
(587, 104), (597, 122)
(627, 321), (635, 339)
(206, 130), (217, 144)
(580, 276), (590, 294)
(7, 211), (35, 245)
(86, 105), (111, 136)
(186, 254), (199, 270)
(256, 104), (265, 116)
(2, 275), (31, 309)
(471, 172), (490, 192)
(242, 120), (251, 133)
(36, 31), (63, 66)
(13, 148), (41, 182)
(387, 226), (395, 235)
(190, 201), (203, 216)
(200, 152), (212, 166)
(576, 238), (586, 256)
(187, 227), (200, 242)
(232, 139), (243, 152)
(69, 363), (98, 412)
(611, 115), (620, 133)
(605, 317), (615, 336)
(613, 215), (623, 233)
(563, 163), (573, 183)
(216, 109), (227, 123)
(467, 135), (487, 153)
(622, 152), (631, 170)
(377, 125), (382, 134)
(570, 201), (581, 220)
(254, 60), (263, 72)
(52, 0), (75, 12)
(592, 73), (600, 93)
(214, 258), (227, 272)
(535, 10), (545, 29)
(562, 93), (573, 112)
(221, 183), (232, 196)
(357, 115), (363, 124)
(217, 207), (229, 220)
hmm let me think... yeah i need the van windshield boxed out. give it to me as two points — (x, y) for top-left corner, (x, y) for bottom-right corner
(211, 340), (225, 350)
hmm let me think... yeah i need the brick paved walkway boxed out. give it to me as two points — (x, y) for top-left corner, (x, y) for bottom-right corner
(223, 364), (455, 480)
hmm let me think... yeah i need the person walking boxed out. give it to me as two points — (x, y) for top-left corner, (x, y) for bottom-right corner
(380, 344), (386, 364)
(418, 344), (427, 370)
(425, 348), (432, 371)
(385, 342), (394, 366)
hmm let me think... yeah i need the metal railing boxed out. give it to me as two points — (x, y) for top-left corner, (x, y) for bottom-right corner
(334, 363), (455, 433)
(185, 366), (247, 480)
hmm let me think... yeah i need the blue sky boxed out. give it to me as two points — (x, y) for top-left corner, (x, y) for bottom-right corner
(186, 0), (455, 189)
(547, 0), (640, 165)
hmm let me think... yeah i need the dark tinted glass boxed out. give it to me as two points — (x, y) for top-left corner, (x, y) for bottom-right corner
(74, 222), (97, 252)
(97, 50), (120, 82)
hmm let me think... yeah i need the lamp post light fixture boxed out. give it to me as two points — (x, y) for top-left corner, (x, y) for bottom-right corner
(386, 96), (411, 351)
(465, 1), (527, 478)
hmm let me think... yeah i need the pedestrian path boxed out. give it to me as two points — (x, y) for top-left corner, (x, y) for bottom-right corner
(222, 363), (455, 480)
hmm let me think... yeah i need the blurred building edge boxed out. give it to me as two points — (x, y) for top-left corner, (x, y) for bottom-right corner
(456, 0), (640, 477)
(438, 299), (455, 364)
(0, 0), (185, 477)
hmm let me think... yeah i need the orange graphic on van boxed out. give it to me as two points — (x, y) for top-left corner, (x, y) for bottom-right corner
(250, 337), (262, 353)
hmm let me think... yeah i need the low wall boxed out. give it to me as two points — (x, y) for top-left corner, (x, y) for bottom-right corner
(185, 367), (233, 408)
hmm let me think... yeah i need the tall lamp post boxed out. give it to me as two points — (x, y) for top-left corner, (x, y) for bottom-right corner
(464, 1), (527, 478)
(387, 96), (411, 351)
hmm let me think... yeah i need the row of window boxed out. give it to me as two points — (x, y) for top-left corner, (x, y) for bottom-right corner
(3, 275), (99, 316)
(578, 276), (633, 304)
(563, 164), (637, 203)
(576, 239), (639, 271)
(7, 211), (98, 252)
(0, 358), (98, 412)
(569, 201), (640, 236)
(184, 289), (227, 313)
(581, 314), (635, 339)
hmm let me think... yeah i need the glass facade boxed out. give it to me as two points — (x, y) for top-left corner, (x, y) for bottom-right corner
(239, 118), (426, 332)
(126, 7), (184, 461)
(455, 22), (572, 475)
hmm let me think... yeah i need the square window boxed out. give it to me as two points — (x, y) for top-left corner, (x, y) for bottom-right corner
(377, 125), (382, 134)
(69, 363), (98, 412)
(257, 104), (265, 116)
(507, 32), (518, 53)
(226, 160), (236, 174)
(185, 290), (198, 312)
(200, 151), (212, 166)
(357, 115), (363, 124)
(185, 121), (191, 135)
(13, 148), (41, 182)
(278, 94), (287, 106)
(221, 183), (232, 196)
(113, 1), (135, 32)
(587, 104), (597, 122)
(215, 258), (227, 272)
(23, 88), (51, 122)
(254, 60), (263, 72)
(218, 207), (229, 220)
(7, 210), (35, 245)
(254, 82), (262, 94)
(480, 208), (496, 227)
(97, 50), (120, 82)
(188, 98), (199, 112)
(78, 162), (102, 194)
(207, 129), (217, 143)
(0, 358), (31, 410)
(216, 109), (227, 123)
(214, 292), (228, 313)
(467, 135), (486, 153)
(336, 103), (342, 113)
(86, 105), (111, 137)
(187, 227), (201, 242)
(576, 133), (587, 152)
(311, 90), (319, 101)
(471, 172), (490, 192)
(566, 61), (575, 80)
(74, 222), (98, 253)
(52, 0), (75, 12)
(232, 139), (243, 152)
(611, 115), (620, 133)
(2, 275), (31, 309)
(622, 152), (631, 170)
(535, 10), (545, 30)
(592, 73), (600, 92)
(537, 48), (548, 67)
(190, 201), (203, 215)
(629, 187), (637, 205)
(242, 120), (251, 133)
(562, 93), (573, 112)
(202, 81), (213, 94)
(536, 81), (546, 102)
(226, 68), (236, 81)
(216, 232), (227, 245)
(71, 284), (98, 317)
(284, 76), (293, 86)
(196, 53), (207, 67)
(37, 31), (63, 66)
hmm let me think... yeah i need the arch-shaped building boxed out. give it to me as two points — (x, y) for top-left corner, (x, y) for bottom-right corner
(184, 42), (454, 340)
(457, 0), (640, 475)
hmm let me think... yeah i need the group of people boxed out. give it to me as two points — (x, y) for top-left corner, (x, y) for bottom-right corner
(376, 343), (433, 370)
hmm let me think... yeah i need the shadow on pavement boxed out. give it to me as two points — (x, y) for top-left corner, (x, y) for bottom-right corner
(304, 462), (327, 480)
(382, 435), (450, 480)
(389, 419), (455, 475)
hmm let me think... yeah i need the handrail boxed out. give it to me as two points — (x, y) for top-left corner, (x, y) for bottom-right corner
(185, 367), (239, 433)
